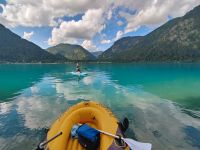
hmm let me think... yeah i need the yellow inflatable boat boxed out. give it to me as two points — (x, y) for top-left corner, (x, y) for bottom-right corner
(40, 101), (129, 150)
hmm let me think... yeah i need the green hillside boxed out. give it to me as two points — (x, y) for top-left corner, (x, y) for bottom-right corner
(47, 43), (96, 61)
(100, 5), (200, 62)
(0, 24), (67, 63)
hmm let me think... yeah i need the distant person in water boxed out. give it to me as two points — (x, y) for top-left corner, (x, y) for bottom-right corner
(76, 62), (81, 72)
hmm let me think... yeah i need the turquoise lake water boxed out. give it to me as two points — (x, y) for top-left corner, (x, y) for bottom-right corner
(0, 63), (200, 150)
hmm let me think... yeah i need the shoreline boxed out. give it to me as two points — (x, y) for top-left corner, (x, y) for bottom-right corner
(0, 61), (200, 65)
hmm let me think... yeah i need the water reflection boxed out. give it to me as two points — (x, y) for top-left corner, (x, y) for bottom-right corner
(0, 64), (200, 150)
(99, 63), (200, 109)
(0, 64), (71, 101)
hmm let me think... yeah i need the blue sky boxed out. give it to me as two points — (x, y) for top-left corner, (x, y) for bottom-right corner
(9, 10), (152, 50)
(0, 0), (199, 51)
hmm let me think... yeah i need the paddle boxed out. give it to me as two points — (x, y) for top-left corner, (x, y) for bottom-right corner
(97, 129), (152, 150)
(36, 132), (62, 150)
(76, 124), (151, 150)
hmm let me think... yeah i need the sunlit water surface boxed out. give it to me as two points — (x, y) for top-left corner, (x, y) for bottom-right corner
(0, 64), (200, 150)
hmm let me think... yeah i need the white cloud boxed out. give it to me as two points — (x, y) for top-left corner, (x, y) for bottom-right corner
(0, 1), (57, 27)
(101, 30), (123, 44)
(101, 39), (111, 44)
(1, 0), (199, 49)
(22, 31), (34, 40)
(114, 30), (123, 41)
(117, 20), (123, 26)
(107, 9), (112, 20)
(0, 0), (112, 27)
(1, 0), (199, 31)
(48, 8), (105, 46)
(81, 40), (96, 51)
(100, 30), (123, 44)
(118, 0), (200, 33)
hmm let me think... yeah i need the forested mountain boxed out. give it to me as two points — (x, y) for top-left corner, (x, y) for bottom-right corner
(47, 43), (96, 61)
(99, 5), (200, 62)
(0, 24), (67, 63)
